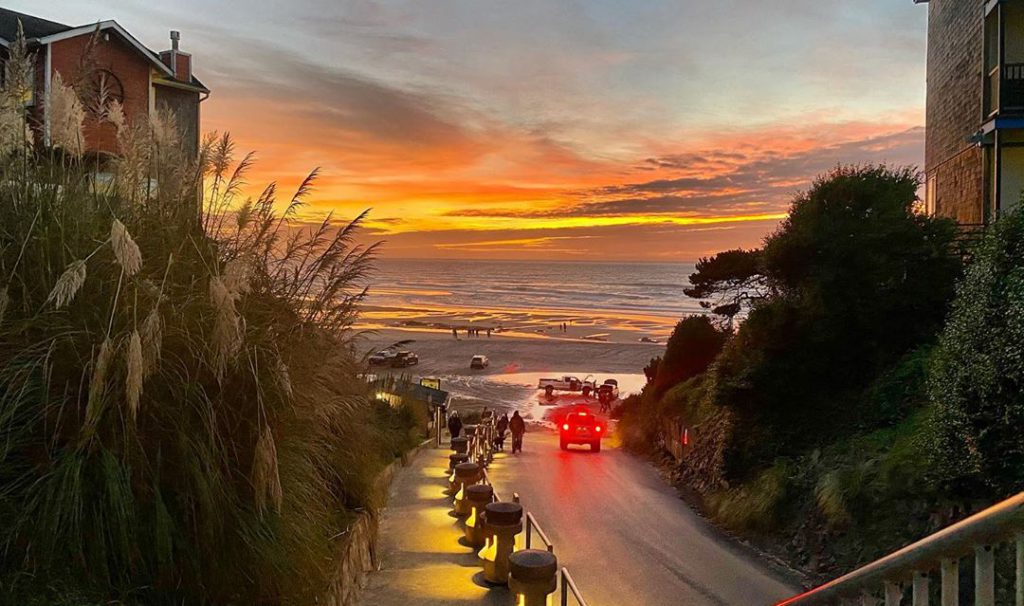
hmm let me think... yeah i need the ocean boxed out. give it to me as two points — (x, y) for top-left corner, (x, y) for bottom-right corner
(361, 259), (702, 338)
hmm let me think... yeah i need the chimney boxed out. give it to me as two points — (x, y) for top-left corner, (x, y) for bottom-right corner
(159, 31), (192, 83)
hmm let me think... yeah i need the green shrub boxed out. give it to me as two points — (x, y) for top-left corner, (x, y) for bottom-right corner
(929, 209), (1024, 496)
(708, 460), (793, 533)
(650, 315), (729, 397)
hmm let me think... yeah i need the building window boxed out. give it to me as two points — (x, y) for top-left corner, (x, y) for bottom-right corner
(925, 174), (937, 216)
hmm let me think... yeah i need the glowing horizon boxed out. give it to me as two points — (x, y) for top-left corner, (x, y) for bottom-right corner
(18, 0), (929, 261)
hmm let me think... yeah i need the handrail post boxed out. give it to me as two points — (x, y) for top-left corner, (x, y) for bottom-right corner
(940, 558), (958, 606)
(884, 581), (902, 606)
(1016, 533), (1023, 606)
(526, 516), (533, 549)
(912, 572), (929, 606)
(975, 545), (995, 606)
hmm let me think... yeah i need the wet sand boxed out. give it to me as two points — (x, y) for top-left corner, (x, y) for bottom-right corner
(357, 328), (661, 418)
(357, 302), (675, 345)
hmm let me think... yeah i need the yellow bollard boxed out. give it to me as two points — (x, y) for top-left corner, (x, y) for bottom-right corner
(450, 436), (469, 454)
(463, 484), (494, 547)
(479, 502), (523, 585)
(509, 549), (558, 606)
(452, 462), (481, 516)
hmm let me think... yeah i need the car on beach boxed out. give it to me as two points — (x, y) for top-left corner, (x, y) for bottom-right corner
(537, 375), (597, 397)
(390, 351), (419, 367)
(559, 409), (605, 452)
(470, 355), (490, 369)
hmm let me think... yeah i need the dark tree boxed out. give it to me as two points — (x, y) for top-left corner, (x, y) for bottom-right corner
(651, 315), (729, 397)
(685, 248), (765, 325)
(709, 166), (961, 476)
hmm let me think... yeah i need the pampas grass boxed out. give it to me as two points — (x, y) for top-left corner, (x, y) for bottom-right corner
(0, 24), (416, 606)
(253, 425), (283, 514)
(140, 306), (163, 375)
(82, 337), (114, 440)
(46, 260), (87, 309)
(47, 73), (85, 157)
(126, 330), (143, 422)
(110, 219), (142, 277)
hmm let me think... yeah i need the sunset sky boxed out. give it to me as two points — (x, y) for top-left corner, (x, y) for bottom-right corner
(26, 1), (927, 261)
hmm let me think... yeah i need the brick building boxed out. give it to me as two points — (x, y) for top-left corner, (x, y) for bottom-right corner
(0, 8), (209, 157)
(921, 0), (1024, 224)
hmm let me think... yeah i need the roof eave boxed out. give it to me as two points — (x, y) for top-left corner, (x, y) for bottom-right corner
(36, 20), (174, 78)
(153, 76), (210, 95)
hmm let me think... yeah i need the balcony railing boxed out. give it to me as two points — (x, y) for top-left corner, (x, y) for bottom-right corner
(1003, 63), (1024, 113)
(986, 63), (1024, 117)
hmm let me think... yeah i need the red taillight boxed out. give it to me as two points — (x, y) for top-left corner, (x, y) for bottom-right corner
(562, 424), (569, 431)
(596, 425), (602, 432)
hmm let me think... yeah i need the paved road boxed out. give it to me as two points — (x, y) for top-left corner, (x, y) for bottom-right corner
(486, 425), (798, 606)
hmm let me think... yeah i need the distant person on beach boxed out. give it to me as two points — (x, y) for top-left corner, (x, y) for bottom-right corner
(487, 328), (492, 338)
(452, 327), (458, 339)
(447, 410), (463, 438)
(509, 411), (526, 454)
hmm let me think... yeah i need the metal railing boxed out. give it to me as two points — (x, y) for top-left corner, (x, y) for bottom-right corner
(776, 492), (1024, 606)
(525, 512), (555, 553)
(561, 567), (590, 606)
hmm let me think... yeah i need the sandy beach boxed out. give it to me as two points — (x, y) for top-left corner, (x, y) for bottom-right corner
(357, 328), (662, 419)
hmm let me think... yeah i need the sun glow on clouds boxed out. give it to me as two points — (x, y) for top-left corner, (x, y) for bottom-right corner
(12, 0), (928, 260)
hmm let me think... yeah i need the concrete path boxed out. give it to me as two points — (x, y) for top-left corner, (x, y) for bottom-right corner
(360, 445), (513, 606)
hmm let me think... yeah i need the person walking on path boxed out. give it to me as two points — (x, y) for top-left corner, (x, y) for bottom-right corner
(452, 327), (458, 339)
(509, 411), (526, 454)
(494, 413), (509, 450)
(447, 410), (463, 438)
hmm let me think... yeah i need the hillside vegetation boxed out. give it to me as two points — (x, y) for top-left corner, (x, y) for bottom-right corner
(620, 166), (1024, 578)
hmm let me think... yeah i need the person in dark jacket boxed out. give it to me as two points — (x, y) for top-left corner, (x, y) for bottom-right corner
(447, 410), (463, 438)
(494, 413), (509, 450)
(509, 411), (526, 454)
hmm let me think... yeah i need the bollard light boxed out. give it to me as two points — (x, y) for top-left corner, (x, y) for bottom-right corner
(480, 501), (523, 585)
(463, 484), (494, 547)
(451, 436), (469, 454)
(452, 462), (482, 516)
(509, 549), (558, 606)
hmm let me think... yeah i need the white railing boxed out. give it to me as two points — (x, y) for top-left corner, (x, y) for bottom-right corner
(776, 492), (1024, 606)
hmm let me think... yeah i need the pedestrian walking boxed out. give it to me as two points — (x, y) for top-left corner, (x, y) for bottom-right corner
(495, 413), (509, 450)
(447, 410), (463, 438)
(509, 411), (526, 454)
(452, 327), (458, 339)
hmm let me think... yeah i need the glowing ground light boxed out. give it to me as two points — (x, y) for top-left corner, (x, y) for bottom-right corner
(467, 506), (478, 528)
(455, 485), (464, 501)
(479, 537), (497, 561)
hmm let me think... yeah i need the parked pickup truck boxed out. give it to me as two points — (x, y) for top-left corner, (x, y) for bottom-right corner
(597, 379), (619, 403)
(537, 375), (596, 398)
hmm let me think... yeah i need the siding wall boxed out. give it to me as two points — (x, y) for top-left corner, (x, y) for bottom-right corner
(155, 85), (200, 157)
(926, 0), (987, 224)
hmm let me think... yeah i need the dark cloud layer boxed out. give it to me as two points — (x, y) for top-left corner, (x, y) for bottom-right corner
(444, 126), (924, 220)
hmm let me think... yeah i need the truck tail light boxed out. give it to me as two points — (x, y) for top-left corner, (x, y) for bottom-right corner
(562, 424), (569, 431)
